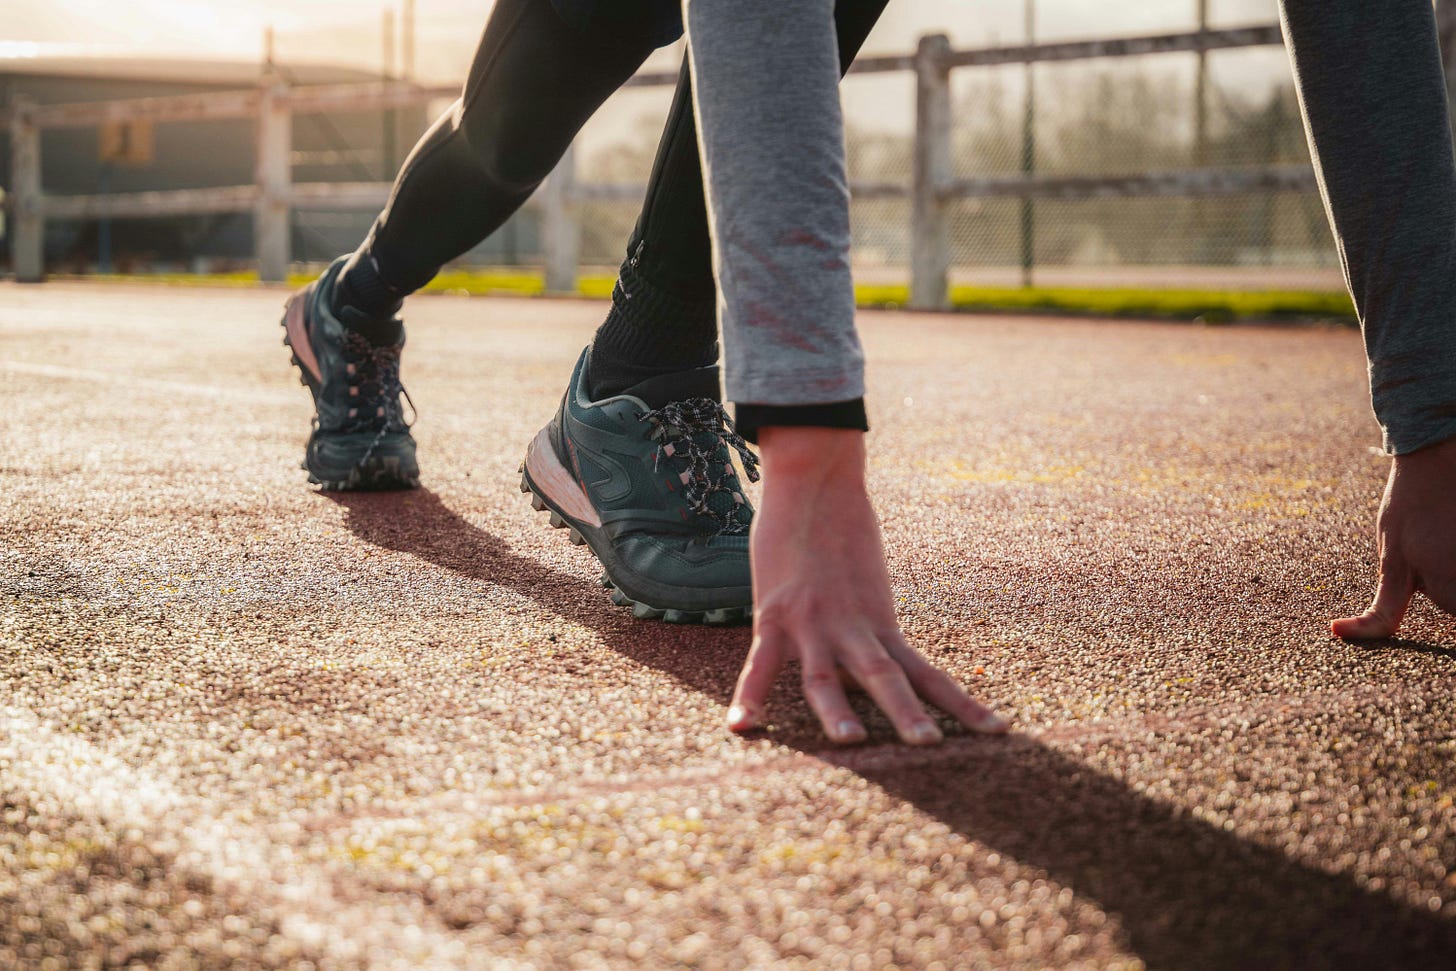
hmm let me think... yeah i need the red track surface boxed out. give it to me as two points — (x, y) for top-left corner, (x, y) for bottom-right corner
(2, 282), (1454, 969)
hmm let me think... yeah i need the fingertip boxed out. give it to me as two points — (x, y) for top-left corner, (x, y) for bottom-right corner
(831, 719), (867, 745)
(904, 721), (944, 746)
(1330, 613), (1394, 640)
(972, 711), (1010, 735)
(726, 704), (758, 732)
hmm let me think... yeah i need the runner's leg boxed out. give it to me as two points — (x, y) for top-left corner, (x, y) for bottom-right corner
(333, 0), (662, 330)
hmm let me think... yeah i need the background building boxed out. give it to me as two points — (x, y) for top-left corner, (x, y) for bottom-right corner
(0, 54), (544, 272)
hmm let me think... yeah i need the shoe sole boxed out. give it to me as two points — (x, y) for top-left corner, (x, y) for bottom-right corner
(519, 427), (750, 626)
(282, 293), (420, 492)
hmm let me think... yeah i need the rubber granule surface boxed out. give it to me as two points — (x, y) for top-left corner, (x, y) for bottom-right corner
(2, 282), (1453, 970)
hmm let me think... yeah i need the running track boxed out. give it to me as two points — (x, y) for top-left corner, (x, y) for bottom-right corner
(2, 282), (1454, 969)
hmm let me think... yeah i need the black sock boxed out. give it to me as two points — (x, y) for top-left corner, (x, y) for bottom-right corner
(587, 258), (719, 399)
(331, 249), (406, 345)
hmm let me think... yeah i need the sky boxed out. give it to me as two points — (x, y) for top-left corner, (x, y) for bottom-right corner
(4, 0), (1282, 82)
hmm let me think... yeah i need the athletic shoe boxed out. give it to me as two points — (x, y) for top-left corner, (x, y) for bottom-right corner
(281, 257), (419, 490)
(520, 347), (759, 624)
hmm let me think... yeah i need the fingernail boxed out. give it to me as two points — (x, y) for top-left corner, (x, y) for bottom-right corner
(975, 712), (1009, 734)
(835, 719), (865, 742)
(911, 722), (943, 744)
(727, 705), (754, 729)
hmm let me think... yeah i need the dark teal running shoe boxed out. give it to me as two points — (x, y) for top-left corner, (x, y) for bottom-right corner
(520, 348), (759, 624)
(281, 257), (419, 490)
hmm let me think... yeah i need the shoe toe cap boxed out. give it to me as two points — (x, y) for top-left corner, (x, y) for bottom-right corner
(307, 431), (419, 487)
(611, 532), (752, 607)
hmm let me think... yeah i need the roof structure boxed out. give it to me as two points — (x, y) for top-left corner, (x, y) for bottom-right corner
(0, 44), (383, 88)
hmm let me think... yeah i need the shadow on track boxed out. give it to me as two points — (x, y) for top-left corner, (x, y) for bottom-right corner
(846, 739), (1456, 969)
(331, 487), (1456, 970)
(1359, 637), (1456, 662)
(323, 486), (754, 694)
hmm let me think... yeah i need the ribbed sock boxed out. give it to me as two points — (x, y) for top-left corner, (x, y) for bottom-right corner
(586, 259), (719, 400)
(332, 248), (406, 345)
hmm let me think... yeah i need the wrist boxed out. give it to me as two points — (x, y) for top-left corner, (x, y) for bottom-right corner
(1390, 434), (1456, 494)
(757, 426), (866, 486)
(1395, 432), (1456, 464)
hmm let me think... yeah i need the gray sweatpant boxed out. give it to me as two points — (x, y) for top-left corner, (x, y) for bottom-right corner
(1281, 0), (1456, 454)
(682, 0), (864, 408)
(685, 0), (1456, 454)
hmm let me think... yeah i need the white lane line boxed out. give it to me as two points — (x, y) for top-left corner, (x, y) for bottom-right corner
(5, 682), (1440, 963)
(0, 360), (295, 405)
(0, 706), (525, 971)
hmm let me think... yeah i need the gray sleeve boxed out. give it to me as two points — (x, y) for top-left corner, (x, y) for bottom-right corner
(681, 0), (864, 406)
(1280, 0), (1456, 454)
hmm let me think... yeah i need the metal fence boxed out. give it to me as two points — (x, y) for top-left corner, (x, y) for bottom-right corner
(0, 21), (1382, 306)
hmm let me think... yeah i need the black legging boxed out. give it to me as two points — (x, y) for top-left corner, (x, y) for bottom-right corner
(361, 0), (888, 306)
(363, 0), (659, 293)
(623, 0), (888, 304)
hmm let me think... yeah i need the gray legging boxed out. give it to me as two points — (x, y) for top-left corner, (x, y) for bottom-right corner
(687, 0), (1456, 451)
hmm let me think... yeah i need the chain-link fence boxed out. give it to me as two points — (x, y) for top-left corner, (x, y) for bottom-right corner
(568, 2), (1341, 293)
(0, 2), (1364, 295)
(938, 39), (1334, 290)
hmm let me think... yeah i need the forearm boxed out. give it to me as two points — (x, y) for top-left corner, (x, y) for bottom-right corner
(1280, 0), (1456, 454)
(682, 0), (865, 407)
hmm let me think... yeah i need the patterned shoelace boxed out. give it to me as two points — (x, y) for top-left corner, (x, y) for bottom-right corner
(340, 331), (415, 436)
(641, 398), (761, 536)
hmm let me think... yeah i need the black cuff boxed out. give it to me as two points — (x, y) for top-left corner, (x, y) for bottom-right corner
(732, 399), (869, 444)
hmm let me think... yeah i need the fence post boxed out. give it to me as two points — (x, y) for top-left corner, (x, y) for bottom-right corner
(254, 80), (292, 283)
(9, 98), (44, 283)
(542, 143), (579, 294)
(910, 34), (952, 310)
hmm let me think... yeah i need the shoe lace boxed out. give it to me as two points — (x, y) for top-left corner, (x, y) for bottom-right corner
(641, 398), (761, 536)
(340, 331), (416, 436)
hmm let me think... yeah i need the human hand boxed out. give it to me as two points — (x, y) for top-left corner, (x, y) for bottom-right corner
(1331, 435), (1456, 639)
(725, 427), (1008, 744)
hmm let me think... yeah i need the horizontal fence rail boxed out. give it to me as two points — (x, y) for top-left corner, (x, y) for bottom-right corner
(940, 165), (1317, 202)
(3, 22), (1329, 305)
(944, 24), (1286, 68)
